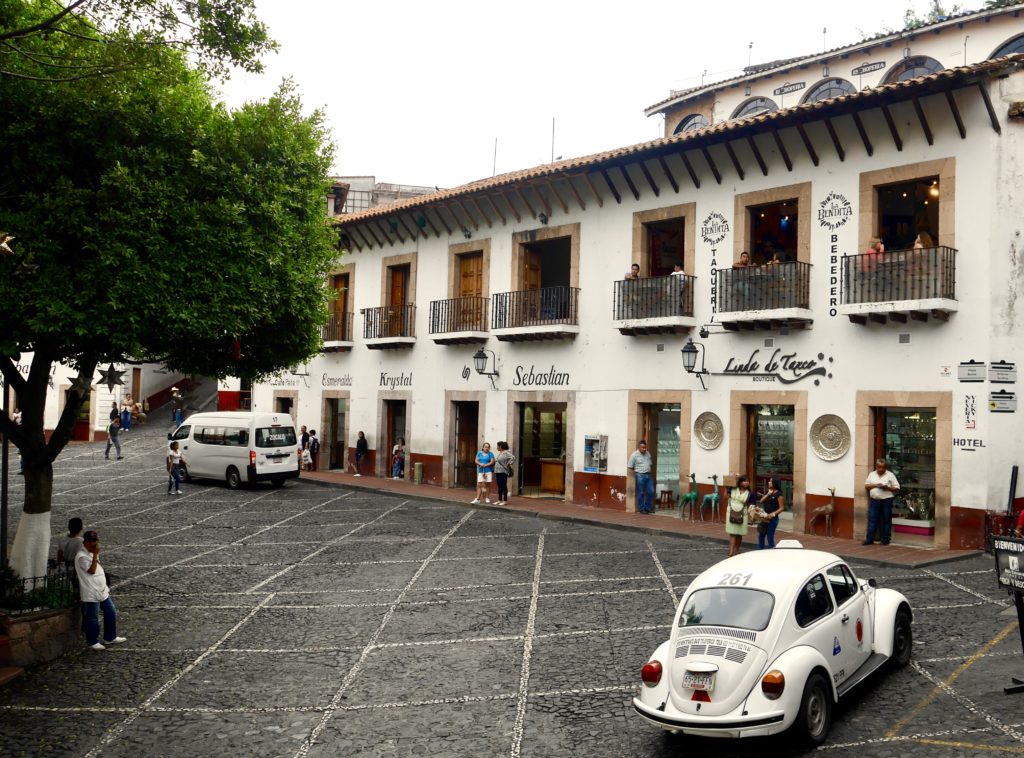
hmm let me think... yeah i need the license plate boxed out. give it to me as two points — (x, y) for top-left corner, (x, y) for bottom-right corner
(684, 671), (715, 692)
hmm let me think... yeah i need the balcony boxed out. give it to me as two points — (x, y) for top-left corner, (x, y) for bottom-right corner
(321, 311), (354, 352)
(612, 275), (697, 335)
(839, 246), (957, 324)
(491, 286), (580, 342)
(362, 304), (416, 349)
(715, 261), (813, 331)
(429, 296), (489, 345)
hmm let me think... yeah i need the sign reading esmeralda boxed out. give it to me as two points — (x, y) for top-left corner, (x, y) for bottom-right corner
(994, 536), (1024, 591)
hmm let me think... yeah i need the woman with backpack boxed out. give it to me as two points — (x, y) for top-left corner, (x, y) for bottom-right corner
(494, 441), (516, 503)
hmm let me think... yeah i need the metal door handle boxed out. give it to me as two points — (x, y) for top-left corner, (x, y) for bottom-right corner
(841, 614), (850, 624)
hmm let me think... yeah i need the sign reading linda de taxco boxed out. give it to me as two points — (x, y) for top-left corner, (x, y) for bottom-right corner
(994, 536), (1024, 592)
(717, 348), (834, 385)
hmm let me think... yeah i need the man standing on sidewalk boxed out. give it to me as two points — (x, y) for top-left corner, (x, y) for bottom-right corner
(105, 417), (123, 460)
(863, 458), (900, 545)
(627, 440), (654, 514)
(74, 531), (126, 650)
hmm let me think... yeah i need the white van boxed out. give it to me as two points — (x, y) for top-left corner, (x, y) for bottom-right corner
(168, 411), (300, 489)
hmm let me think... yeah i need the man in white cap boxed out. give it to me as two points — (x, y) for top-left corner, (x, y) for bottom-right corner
(171, 387), (184, 427)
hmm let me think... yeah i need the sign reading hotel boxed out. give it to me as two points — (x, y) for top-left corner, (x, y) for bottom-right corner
(994, 536), (1024, 591)
(773, 81), (806, 97)
(718, 349), (834, 385)
(852, 61), (886, 76)
(990, 361), (1017, 384)
(958, 360), (986, 382)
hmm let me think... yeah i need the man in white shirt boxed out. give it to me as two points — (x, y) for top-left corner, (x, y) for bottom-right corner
(627, 440), (655, 514)
(863, 458), (901, 546)
(74, 530), (126, 650)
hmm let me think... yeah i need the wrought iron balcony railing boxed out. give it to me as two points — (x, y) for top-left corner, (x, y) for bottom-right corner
(362, 304), (416, 339)
(842, 246), (956, 304)
(492, 286), (580, 329)
(321, 311), (354, 342)
(613, 274), (695, 320)
(429, 296), (489, 334)
(716, 261), (812, 313)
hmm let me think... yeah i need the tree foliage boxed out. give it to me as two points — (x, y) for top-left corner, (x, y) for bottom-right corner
(0, 0), (274, 81)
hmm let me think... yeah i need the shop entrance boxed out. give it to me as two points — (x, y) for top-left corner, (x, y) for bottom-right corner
(325, 398), (346, 470)
(873, 407), (936, 546)
(453, 401), (479, 489)
(518, 402), (567, 498)
(384, 399), (407, 476)
(274, 395), (294, 417)
(640, 403), (682, 503)
(745, 404), (795, 505)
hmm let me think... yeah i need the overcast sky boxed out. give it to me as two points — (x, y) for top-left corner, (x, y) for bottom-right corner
(219, 0), (953, 189)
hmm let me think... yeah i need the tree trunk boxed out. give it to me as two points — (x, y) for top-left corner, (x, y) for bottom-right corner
(7, 462), (53, 579)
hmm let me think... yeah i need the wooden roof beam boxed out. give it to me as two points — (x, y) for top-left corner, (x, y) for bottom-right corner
(432, 206), (454, 236)
(482, 194), (507, 226)
(880, 104), (903, 151)
(600, 169), (623, 204)
(513, 187), (538, 218)
(618, 165), (641, 201)
(977, 81), (1001, 134)
(851, 112), (874, 156)
(339, 226), (362, 251)
(562, 175), (587, 211)
(746, 136), (769, 176)
(795, 124), (819, 166)
(499, 192), (522, 223)
(374, 219), (395, 246)
(397, 215), (419, 240)
(823, 118), (845, 161)
(582, 173), (604, 207)
(679, 151), (701, 189)
(723, 142), (745, 181)
(638, 161), (661, 197)
(771, 130), (793, 171)
(417, 211), (440, 238)
(362, 223), (384, 248)
(530, 185), (553, 217)
(385, 219), (405, 243)
(454, 198), (479, 231)
(911, 96), (934, 145)
(945, 90), (967, 139)
(466, 197), (492, 228)
(700, 147), (722, 184)
(657, 156), (680, 193)
(546, 181), (570, 215)
(348, 225), (371, 250)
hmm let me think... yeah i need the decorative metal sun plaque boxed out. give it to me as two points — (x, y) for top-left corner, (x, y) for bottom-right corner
(810, 414), (851, 461)
(694, 412), (724, 450)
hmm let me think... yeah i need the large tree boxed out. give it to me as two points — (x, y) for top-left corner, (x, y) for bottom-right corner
(0, 7), (336, 579)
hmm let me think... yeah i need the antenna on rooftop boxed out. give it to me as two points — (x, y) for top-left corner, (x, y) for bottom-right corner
(701, 68), (708, 86)
(748, 42), (753, 68)
(823, 27), (827, 52)
(551, 116), (555, 163)
(493, 137), (498, 177)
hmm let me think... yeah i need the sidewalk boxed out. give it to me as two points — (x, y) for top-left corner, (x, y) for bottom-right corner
(301, 469), (979, 569)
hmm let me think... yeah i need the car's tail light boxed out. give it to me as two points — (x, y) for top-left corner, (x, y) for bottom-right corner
(250, 450), (256, 467)
(761, 670), (785, 699)
(691, 689), (711, 702)
(640, 661), (662, 686)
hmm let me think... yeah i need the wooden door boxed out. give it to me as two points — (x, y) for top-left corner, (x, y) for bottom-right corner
(745, 406), (758, 486)
(388, 266), (408, 336)
(333, 274), (350, 340)
(523, 248), (542, 324)
(457, 253), (483, 330)
(454, 402), (478, 488)
(131, 368), (141, 404)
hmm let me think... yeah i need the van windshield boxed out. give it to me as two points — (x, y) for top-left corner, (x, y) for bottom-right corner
(255, 427), (297, 448)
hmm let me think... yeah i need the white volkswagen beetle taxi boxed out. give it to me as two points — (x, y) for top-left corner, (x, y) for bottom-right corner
(633, 540), (912, 746)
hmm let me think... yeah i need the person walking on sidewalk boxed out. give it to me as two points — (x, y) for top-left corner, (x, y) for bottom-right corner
(75, 530), (127, 650)
(627, 440), (654, 514)
(166, 441), (185, 495)
(105, 417), (123, 460)
(472, 442), (495, 504)
(494, 441), (516, 503)
(354, 431), (368, 476)
(308, 430), (320, 471)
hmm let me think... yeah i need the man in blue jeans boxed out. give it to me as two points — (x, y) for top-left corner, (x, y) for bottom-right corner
(74, 531), (127, 650)
(627, 440), (655, 514)
(863, 458), (901, 545)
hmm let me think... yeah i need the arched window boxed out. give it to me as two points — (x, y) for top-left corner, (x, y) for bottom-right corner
(801, 78), (856, 104)
(990, 34), (1024, 59)
(731, 97), (779, 120)
(882, 56), (944, 84)
(673, 114), (710, 134)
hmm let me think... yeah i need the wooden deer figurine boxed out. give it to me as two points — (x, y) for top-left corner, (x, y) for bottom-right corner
(700, 474), (721, 523)
(678, 473), (699, 520)
(808, 487), (835, 537)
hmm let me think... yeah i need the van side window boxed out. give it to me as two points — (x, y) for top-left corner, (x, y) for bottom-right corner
(196, 426), (227, 445)
(224, 427), (247, 446)
(171, 425), (191, 441)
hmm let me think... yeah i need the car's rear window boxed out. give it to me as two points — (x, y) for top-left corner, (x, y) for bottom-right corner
(679, 588), (775, 631)
(255, 427), (297, 448)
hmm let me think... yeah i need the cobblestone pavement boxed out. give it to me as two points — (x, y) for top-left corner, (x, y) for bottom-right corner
(2, 424), (1023, 756)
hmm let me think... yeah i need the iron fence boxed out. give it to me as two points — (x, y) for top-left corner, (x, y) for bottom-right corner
(362, 304), (416, 339)
(321, 311), (354, 342)
(429, 297), (489, 334)
(0, 562), (78, 617)
(842, 246), (957, 304)
(613, 274), (695, 320)
(716, 261), (812, 313)
(492, 287), (580, 329)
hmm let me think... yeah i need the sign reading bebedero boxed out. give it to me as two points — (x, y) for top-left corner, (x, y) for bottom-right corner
(701, 211), (730, 317)
(818, 191), (852, 318)
(994, 536), (1024, 591)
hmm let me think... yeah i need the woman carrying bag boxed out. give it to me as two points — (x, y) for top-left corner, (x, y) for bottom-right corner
(756, 477), (785, 549)
(725, 475), (755, 557)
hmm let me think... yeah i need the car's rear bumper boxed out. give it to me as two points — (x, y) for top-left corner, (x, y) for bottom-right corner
(632, 697), (786, 738)
(247, 466), (300, 483)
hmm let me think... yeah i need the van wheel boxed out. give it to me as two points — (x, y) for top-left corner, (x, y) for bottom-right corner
(225, 466), (242, 490)
(792, 672), (831, 747)
(891, 609), (912, 669)
(180, 462), (192, 483)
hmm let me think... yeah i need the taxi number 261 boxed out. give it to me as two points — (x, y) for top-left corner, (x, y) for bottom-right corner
(718, 572), (753, 586)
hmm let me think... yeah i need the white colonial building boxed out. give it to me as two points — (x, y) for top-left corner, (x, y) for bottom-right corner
(241, 6), (1024, 551)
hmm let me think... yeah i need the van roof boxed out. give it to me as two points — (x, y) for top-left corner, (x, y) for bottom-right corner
(184, 412), (294, 424)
